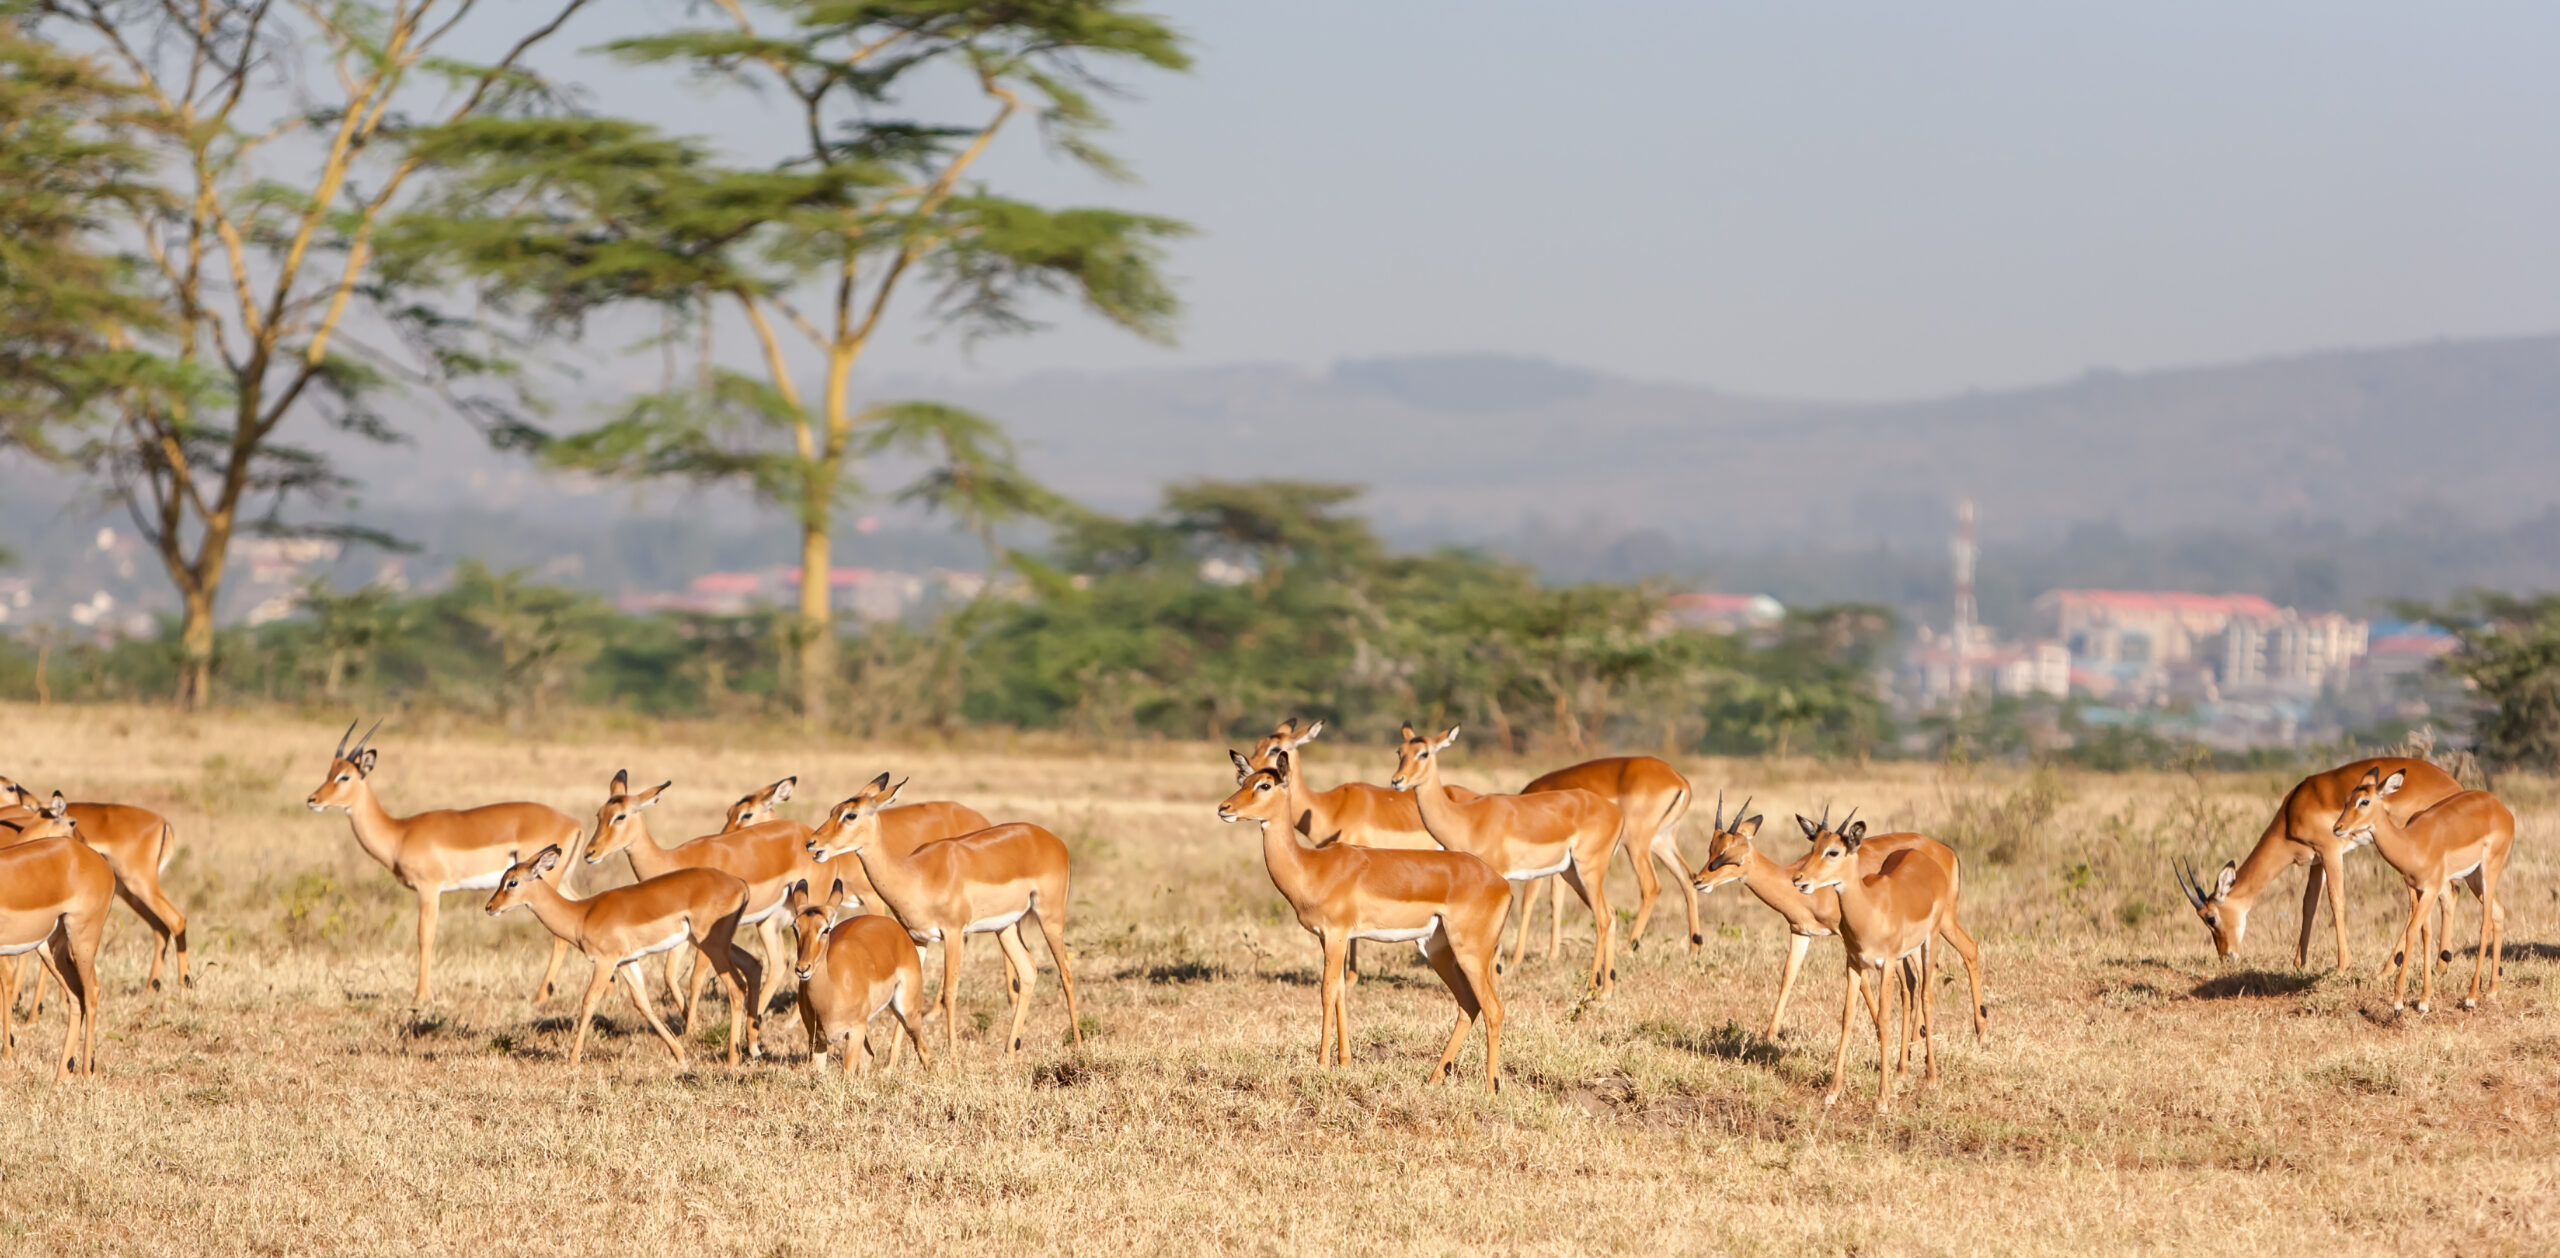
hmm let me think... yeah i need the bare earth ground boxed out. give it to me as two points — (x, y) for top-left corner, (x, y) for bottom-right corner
(0, 705), (2553, 1256)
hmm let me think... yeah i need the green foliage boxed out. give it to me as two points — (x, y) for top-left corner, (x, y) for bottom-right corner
(2393, 591), (2560, 771)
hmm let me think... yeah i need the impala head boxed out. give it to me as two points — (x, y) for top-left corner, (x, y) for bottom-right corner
(483, 845), (564, 916)
(806, 773), (903, 861)
(723, 776), (797, 831)
(785, 877), (850, 982)
(1238, 719), (1325, 778)
(2329, 767), (2404, 847)
(1219, 749), (1304, 829)
(1689, 792), (1762, 894)
(1386, 723), (1460, 791)
(2172, 855), (2245, 956)
(581, 769), (671, 865)
(304, 718), (383, 811)
(1789, 806), (1867, 896)
(0, 775), (27, 809)
(4, 791), (77, 842)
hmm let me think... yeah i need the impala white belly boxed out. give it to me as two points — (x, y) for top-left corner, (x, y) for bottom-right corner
(0, 939), (44, 958)
(964, 906), (1030, 935)
(1353, 916), (1440, 945)
(2451, 859), (2484, 881)
(740, 899), (785, 926)
(619, 928), (692, 966)
(444, 870), (504, 893)
(1505, 854), (1571, 881)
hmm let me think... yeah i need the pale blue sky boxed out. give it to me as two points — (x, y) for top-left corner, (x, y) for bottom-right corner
(545, 2), (2560, 401)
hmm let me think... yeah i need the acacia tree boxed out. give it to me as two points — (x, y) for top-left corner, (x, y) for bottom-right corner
(392, 0), (1188, 727)
(25, 0), (598, 707)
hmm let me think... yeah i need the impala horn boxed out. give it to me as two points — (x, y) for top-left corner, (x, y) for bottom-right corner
(2174, 858), (2207, 909)
(1712, 791), (1725, 833)
(350, 717), (384, 758)
(1839, 805), (1860, 834)
(1733, 795), (1753, 827)
(334, 718), (358, 759)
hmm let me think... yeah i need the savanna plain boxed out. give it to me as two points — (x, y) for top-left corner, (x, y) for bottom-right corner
(0, 705), (2554, 1256)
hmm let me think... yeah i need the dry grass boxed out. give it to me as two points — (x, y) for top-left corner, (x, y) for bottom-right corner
(1, 704), (2556, 1256)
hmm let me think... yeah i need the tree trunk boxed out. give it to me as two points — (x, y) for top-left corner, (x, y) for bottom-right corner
(798, 520), (834, 730)
(178, 582), (218, 710)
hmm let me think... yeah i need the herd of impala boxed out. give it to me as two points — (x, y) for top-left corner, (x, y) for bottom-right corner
(0, 718), (2522, 1112)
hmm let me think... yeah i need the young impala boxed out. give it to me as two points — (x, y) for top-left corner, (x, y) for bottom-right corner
(0, 795), (113, 1081)
(805, 775), (1085, 1061)
(1221, 750), (1510, 1091)
(1792, 810), (1970, 1114)
(784, 878), (933, 1074)
(303, 720), (582, 1004)
(0, 777), (189, 994)
(2175, 757), (2459, 971)
(2329, 768), (2516, 1013)
(1690, 795), (1986, 1041)
(484, 846), (764, 1067)
(1388, 725), (1626, 996)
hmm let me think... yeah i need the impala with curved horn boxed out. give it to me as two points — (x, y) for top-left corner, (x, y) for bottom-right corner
(304, 719), (583, 1004)
(2172, 757), (2459, 970)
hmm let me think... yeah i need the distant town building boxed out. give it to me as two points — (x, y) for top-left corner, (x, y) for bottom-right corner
(2036, 589), (2367, 698)
(1667, 592), (1785, 635)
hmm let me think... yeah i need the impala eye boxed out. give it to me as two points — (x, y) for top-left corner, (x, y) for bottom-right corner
(337, 775), (350, 782)
(613, 814), (627, 824)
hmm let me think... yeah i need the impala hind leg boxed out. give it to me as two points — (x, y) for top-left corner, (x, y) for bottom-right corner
(1769, 934), (1812, 1037)
(617, 962), (687, 1066)
(1622, 832), (1662, 952)
(1824, 967), (1862, 1107)
(1544, 876), (1564, 959)
(42, 922), (97, 1081)
(2293, 855), (2326, 969)
(993, 924), (1039, 1058)
(2392, 887), (2441, 1012)
(1561, 857), (1615, 995)
(1029, 903), (1083, 1049)
(1419, 931), (1489, 1090)
(1506, 880), (1538, 973)
(938, 935), (967, 1061)
(1938, 915), (1989, 1041)
(115, 878), (188, 995)
(1870, 960), (1895, 1114)
(891, 978), (934, 1072)
(1655, 836), (1704, 953)
(699, 935), (764, 1063)
(2319, 848), (2353, 972)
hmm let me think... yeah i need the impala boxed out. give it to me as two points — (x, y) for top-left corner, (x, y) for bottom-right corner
(721, 777), (797, 832)
(1520, 754), (1693, 957)
(785, 878), (933, 1074)
(578, 770), (824, 1025)
(1388, 724), (1626, 995)
(1690, 795), (1986, 1040)
(303, 720), (581, 1004)
(1221, 750), (1510, 1091)
(805, 775), (1085, 1060)
(0, 778), (189, 994)
(2174, 757), (2459, 970)
(2329, 769), (2516, 1013)
(1792, 810), (1970, 1114)
(485, 846), (763, 1066)
(1237, 719), (1457, 987)
(0, 795), (112, 1080)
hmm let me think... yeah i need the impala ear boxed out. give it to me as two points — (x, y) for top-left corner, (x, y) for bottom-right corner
(1273, 749), (1292, 782)
(1399, 722), (1416, 740)
(883, 777), (908, 808)
(1842, 820), (1868, 845)
(1229, 749), (1252, 779)
(1796, 814), (1820, 839)
(1735, 815), (1762, 838)
(786, 879), (812, 912)
(531, 845), (563, 876)
(1431, 726), (1460, 752)
(1292, 720), (1325, 748)
(866, 771), (891, 793)
(638, 782), (670, 809)
(2377, 770), (2406, 797)
(1295, 809), (1315, 837)
(611, 769), (629, 795)
(772, 776), (796, 803)
(44, 791), (68, 819)
(824, 877), (849, 910)
(2214, 861), (2237, 900)
(356, 748), (377, 776)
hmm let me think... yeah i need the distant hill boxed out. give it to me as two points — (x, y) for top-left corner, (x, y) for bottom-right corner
(901, 334), (2560, 546)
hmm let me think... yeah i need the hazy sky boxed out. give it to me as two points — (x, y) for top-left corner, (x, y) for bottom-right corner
(555, 2), (2560, 401)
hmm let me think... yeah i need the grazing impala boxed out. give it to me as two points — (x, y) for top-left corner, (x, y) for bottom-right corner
(0, 778), (190, 994)
(578, 771), (824, 1025)
(1221, 751), (1510, 1091)
(1791, 810), (1970, 1113)
(303, 720), (581, 1004)
(1388, 725), (1626, 995)
(485, 846), (763, 1066)
(2329, 769), (2516, 1013)
(805, 775), (1085, 1060)
(785, 878), (933, 1074)
(2175, 757), (2459, 971)
(1691, 795), (1986, 1040)
(0, 795), (113, 1080)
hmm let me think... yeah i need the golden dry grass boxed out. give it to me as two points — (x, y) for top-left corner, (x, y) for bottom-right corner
(1, 704), (2555, 1256)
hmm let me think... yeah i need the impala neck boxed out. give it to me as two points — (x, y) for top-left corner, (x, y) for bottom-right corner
(342, 778), (407, 870)
(1824, 861), (1899, 957)
(1405, 756), (1464, 843)
(513, 870), (592, 947)
(1281, 767), (1326, 839)
(849, 825), (923, 908)
(617, 814), (677, 882)
(2221, 822), (2304, 912)
(1255, 817), (1322, 906)
(1739, 845), (1817, 917)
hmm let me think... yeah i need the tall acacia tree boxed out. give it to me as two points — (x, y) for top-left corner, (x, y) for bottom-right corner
(26, 0), (599, 707)
(392, 0), (1188, 726)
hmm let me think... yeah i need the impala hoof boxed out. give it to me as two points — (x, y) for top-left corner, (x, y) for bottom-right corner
(1690, 933), (1703, 948)
(150, 979), (162, 992)
(2416, 1002), (2432, 1014)
(2461, 999), (2477, 1010)
(1629, 939), (1640, 952)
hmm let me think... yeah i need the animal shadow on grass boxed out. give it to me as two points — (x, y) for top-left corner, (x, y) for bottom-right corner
(1638, 1019), (1784, 1067)
(2499, 941), (2560, 962)
(1266, 965), (1431, 990)
(1145, 959), (1229, 985)
(528, 1014), (640, 1039)
(2189, 970), (2323, 1000)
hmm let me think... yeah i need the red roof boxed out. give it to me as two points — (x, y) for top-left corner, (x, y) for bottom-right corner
(781, 567), (875, 588)
(688, 572), (763, 595)
(2040, 590), (2281, 617)
(2370, 634), (2456, 657)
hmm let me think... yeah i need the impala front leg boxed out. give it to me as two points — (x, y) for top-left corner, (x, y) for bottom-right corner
(413, 887), (441, 1004)
(993, 924), (1039, 1057)
(1768, 934), (1812, 1037)
(531, 937), (572, 1005)
(2321, 847), (2353, 972)
(940, 934), (967, 1061)
(1317, 932), (1348, 1067)
(1825, 966), (1860, 1106)
(1869, 959), (1894, 1115)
